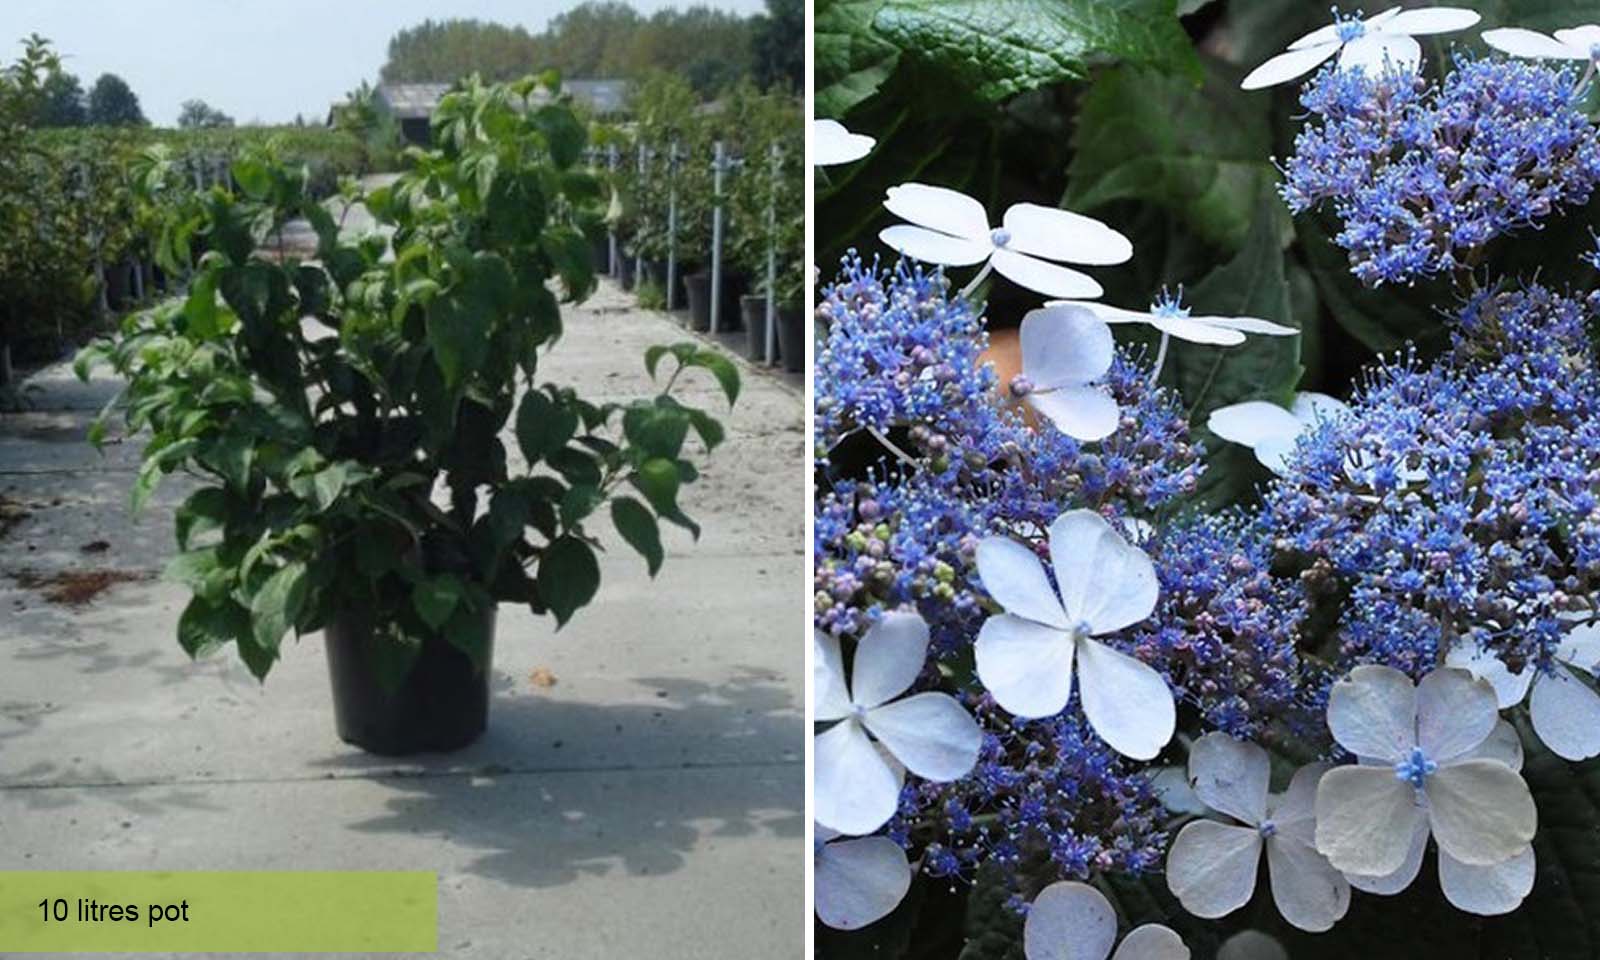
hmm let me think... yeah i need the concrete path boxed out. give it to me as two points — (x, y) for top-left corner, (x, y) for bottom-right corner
(0, 269), (805, 957)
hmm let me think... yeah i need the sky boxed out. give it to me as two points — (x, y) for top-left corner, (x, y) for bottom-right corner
(0, 0), (766, 127)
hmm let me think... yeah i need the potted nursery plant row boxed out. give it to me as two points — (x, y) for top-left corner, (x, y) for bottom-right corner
(78, 73), (740, 755)
(601, 77), (803, 361)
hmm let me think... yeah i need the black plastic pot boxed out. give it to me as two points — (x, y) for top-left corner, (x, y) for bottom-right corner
(741, 295), (767, 361)
(620, 256), (637, 291)
(643, 258), (667, 292)
(324, 607), (496, 755)
(104, 261), (132, 311)
(684, 271), (713, 331)
(590, 235), (610, 275)
(776, 305), (805, 373)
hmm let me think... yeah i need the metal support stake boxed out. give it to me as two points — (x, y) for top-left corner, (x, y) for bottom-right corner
(634, 143), (649, 289)
(606, 144), (620, 277)
(666, 139), (681, 311)
(710, 140), (729, 334)
(764, 143), (781, 366)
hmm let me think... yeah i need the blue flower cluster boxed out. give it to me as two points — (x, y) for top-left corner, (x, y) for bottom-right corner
(1258, 285), (1600, 690)
(815, 254), (995, 469)
(1282, 57), (1600, 286)
(814, 256), (1204, 889)
(888, 694), (1168, 893)
(1135, 512), (1320, 738)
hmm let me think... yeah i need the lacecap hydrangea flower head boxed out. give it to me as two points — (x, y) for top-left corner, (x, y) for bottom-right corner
(1257, 284), (1600, 734)
(1282, 55), (1600, 286)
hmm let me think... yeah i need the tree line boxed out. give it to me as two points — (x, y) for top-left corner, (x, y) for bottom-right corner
(380, 0), (801, 97)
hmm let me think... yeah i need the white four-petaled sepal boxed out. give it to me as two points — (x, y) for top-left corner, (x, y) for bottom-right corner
(814, 824), (913, 930)
(1166, 735), (1349, 932)
(1024, 881), (1189, 960)
(877, 182), (1132, 299)
(813, 611), (983, 836)
(813, 119), (876, 166)
(1018, 305), (1120, 442)
(1241, 6), (1481, 90)
(1482, 25), (1600, 62)
(1314, 666), (1537, 877)
(973, 510), (1173, 759)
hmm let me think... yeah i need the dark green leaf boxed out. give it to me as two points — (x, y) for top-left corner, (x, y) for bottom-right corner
(176, 595), (249, 658)
(426, 293), (491, 388)
(175, 487), (231, 550)
(632, 457), (682, 515)
(537, 535), (601, 628)
(1066, 59), (1288, 254)
(249, 560), (308, 655)
(516, 390), (579, 464)
(413, 573), (464, 630)
(816, 0), (902, 117)
(443, 601), (493, 670)
(611, 496), (664, 576)
(872, 0), (1200, 104)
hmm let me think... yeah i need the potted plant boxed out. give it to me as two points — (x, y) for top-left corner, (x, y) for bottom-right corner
(77, 75), (740, 755)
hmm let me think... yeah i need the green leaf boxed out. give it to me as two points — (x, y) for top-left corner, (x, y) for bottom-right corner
(176, 595), (249, 658)
(175, 488), (232, 550)
(548, 447), (602, 486)
(413, 573), (464, 630)
(686, 349), (741, 406)
(164, 546), (230, 601)
(686, 409), (726, 452)
(632, 457), (682, 515)
(872, 0), (1200, 105)
(201, 432), (255, 494)
(487, 486), (531, 549)
(367, 622), (424, 694)
(611, 497), (664, 576)
(249, 560), (308, 657)
(426, 293), (491, 388)
(559, 484), (603, 528)
(816, 0), (902, 117)
(442, 602), (493, 670)
(537, 535), (600, 628)
(231, 157), (274, 200)
(623, 401), (691, 459)
(1066, 59), (1286, 254)
(515, 390), (579, 465)
(288, 462), (355, 512)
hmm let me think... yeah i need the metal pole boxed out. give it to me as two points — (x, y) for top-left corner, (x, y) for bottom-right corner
(607, 144), (620, 278)
(710, 140), (726, 335)
(764, 143), (780, 366)
(634, 143), (647, 289)
(666, 139), (680, 311)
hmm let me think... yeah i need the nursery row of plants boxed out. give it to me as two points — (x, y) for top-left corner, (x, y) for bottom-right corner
(594, 74), (803, 369)
(0, 39), (375, 392)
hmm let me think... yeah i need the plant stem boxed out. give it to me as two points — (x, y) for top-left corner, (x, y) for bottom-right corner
(958, 261), (993, 301)
(1150, 331), (1170, 385)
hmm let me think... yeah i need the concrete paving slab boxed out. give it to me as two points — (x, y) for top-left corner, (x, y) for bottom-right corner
(0, 259), (805, 959)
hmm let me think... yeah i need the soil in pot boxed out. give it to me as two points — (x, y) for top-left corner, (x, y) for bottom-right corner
(684, 271), (713, 332)
(324, 606), (496, 755)
(741, 295), (768, 361)
(777, 305), (805, 373)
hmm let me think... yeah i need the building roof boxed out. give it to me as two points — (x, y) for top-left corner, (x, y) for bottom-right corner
(376, 83), (452, 120)
(562, 80), (629, 115)
(374, 79), (629, 121)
